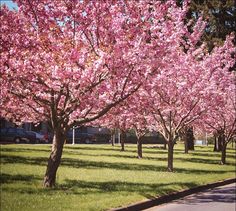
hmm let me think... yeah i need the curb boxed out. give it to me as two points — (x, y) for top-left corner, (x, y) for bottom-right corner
(108, 178), (236, 211)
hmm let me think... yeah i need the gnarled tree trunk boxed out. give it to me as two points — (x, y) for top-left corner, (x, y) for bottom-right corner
(187, 128), (195, 151)
(137, 138), (142, 159)
(163, 140), (167, 150)
(218, 132), (224, 151)
(167, 141), (174, 172)
(220, 143), (227, 165)
(182, 127), (194, 154)
(184, 137), (189, 154)
(43, 129), (66, 187)
(213, 133), (219, 151)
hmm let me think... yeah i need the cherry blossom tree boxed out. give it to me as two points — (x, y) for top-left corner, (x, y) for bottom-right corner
(0, 0), (191, 187)
(0, 1), (143, 187)
(97, 98), (142, 154)
(202, 77), (236, 165)
(144, 33), (235, 171)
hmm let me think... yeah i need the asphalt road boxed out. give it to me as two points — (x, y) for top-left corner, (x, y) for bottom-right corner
(143, 183), (236, 211)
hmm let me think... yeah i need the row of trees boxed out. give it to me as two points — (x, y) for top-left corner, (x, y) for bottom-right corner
(1, 0), (235, 187)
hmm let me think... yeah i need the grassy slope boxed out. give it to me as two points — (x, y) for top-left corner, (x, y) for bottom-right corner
(0, 144), (235, 211)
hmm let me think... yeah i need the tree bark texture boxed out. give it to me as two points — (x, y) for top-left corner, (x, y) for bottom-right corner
(163, 142), (167, 150)
(187, 127), (195, 151)
(213, 134), (218, 151)
(43, 130), (65, 187)
(184, 138), (189, 154)
(183, 127), (194, 153)
(167, 141), (174, 172)
(220, 145), (227, 165)
(220, 143), (227, 165)
(137, 138), (142, 159)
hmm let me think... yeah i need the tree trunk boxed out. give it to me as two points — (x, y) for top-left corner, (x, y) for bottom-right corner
(187, 127), (194, 151)
(167, 141), (174, 172)
(184, 138), (189, 154)
(120, 131), (126, 151)
(218, 133), (223, 151)
(43, 130), (65, 187)
(111, 130), (115, 146)
(220, 144), (227, 165)
(163, 143), (167, 150)
(137, 138), (142, 159)
(213, 134), (218, 151)
(183, 127), (194, 153)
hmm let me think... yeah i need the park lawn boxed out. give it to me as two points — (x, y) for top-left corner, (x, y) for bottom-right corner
(0, 144), (235, 211)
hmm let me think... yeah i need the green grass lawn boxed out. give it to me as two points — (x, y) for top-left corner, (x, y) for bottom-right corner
(0, 143), (235, 211)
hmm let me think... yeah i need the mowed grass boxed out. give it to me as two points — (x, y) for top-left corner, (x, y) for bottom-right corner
(0, 143), (235, 211)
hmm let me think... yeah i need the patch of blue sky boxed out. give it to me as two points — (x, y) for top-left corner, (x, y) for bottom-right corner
(1, 0), (18, 10)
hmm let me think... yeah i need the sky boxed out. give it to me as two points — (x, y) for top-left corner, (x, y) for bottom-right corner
(1, 0), (18, 10)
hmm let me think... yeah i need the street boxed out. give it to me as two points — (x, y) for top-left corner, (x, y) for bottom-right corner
(143, 183), (236, 211)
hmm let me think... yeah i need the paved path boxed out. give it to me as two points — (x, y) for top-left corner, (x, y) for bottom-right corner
(143, 183), (236, 211)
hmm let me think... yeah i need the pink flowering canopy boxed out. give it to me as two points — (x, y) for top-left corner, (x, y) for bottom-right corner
(133, 33), (235, 143)
(200, 77), (236, 142)
(0, 0), (195, 131)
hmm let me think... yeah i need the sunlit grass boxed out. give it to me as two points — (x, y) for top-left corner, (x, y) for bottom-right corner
(1, 143), (235, 211)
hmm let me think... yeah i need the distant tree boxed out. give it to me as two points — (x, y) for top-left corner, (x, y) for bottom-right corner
(182, 0), (236, 51)
(203, 83), (236, 165)
(144, 34), (235, 171)
(180, 126), (195, 154)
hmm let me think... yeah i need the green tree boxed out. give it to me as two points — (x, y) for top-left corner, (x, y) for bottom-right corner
(185, 0), (236, 51)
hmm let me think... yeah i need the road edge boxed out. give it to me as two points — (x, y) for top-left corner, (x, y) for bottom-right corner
(108, 177), (236, 211)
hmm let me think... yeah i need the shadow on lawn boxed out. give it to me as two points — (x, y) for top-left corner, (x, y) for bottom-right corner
(65, 145), (235, 159)
(60, 158), (235, 174)
(1, 153), (235, 174)
(62, 150), (235, 166)
(1, 154), (48, 166)
(0, 147), (51, 153)
(1, 172), (198, 198)
(58, 179), (199, 197)
(65, 150), (168, 161)
(0, 173), (41, 184)
(2, 145), (234, 159)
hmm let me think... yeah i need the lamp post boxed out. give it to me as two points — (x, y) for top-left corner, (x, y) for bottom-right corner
(72, 126), (75, 145)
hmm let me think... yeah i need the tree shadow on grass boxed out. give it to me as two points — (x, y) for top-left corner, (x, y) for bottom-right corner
(0, 172), (198, 199)
(66, 145), (167, 154)
(1, 154), (234, 175)
(67, 145), (125, 152)
(65, 150), (168, 161)
(0, 173), (41, 184)
(1, 154), (48, 166)
(0, 147), (51, 153)
(62, 150), (234, 166)
(58, 179), (199, 198)
(178, 157), (235, 166)
(63, 158), (235, 174)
